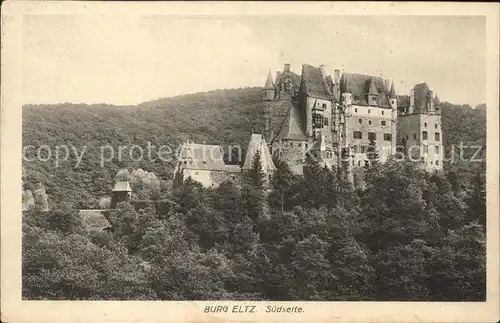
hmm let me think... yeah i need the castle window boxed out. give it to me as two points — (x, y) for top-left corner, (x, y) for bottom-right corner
(361, 146), (366, 153)
(413, 133), (417, 140)
(383, 133), (392, 141)
(424, 122), (427, 127)
(324, 118), (329, 126)
(358, 160), (361, 166)
(368, 132), (376, 140)
(423, 145), (428, 154)
(359, 119), (362, 124)
(406, 135), (409, 140)
(422, 131), (428, 140)
(290, 142), (294, 147)
(435, 146), (440, 154)
(382, 111), (385, 115)
(435, 132), (440, 141)
(305, 143), (308, 148)
(430, 161), (433, 165)
(435, 124), (438, 129)
(322, 103), (327, 110)
(353, 145), (358, 153)
(368, 109), (371, 114)
(381, 120), (386, 126)
(436, 160), (440, 166)
(298, 143), (302, 147)
(368, 120), (372, 125)
(353, 131), (362, 139)
(355, 108), (358, 113)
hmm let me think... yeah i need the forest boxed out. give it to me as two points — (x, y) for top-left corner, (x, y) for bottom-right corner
(22, 87), (487, 300)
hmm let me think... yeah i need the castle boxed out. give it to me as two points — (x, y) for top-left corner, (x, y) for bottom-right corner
(174, 63), (444, 188)
(264, 63), (443, 176)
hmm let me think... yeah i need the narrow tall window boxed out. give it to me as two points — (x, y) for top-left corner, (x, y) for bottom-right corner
(359, 119), (362, 124)
(435, 146), (440, 154)
(368, 120), (372, 125)
(422, 131), (428, 140)
(381, 120), (386, 126)
(413, 133), (417, 140)
(435, 132), (440, 141)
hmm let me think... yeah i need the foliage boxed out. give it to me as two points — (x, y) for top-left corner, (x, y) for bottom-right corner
(22, 90), (487, 300)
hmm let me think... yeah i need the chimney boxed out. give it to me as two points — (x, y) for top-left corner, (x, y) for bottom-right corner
(334, 69), (341, 84)
(284, 63), (291, 73)
(409, 88), (415, 114)
(428, 90), (434, 111)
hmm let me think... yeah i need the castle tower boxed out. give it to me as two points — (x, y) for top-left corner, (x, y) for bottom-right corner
(396, 83), (443, 172)
(263, 69), (275, 101)
(110, 180), (132, 209)
(388, 81), (398, 155)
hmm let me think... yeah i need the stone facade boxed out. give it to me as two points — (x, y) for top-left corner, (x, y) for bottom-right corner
(264, 63), (444, 177)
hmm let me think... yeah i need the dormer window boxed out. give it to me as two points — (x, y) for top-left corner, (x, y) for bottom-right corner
(368, 95), (378, 106)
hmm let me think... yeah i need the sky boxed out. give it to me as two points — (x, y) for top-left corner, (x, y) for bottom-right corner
(22, 15), (486, 106)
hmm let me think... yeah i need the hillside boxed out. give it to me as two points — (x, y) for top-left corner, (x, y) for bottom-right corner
(22, 87), (266, 207)
(22, 87), (486, 207)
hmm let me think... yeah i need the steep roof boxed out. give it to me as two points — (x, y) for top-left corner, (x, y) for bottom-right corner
(389, 82), (397, 99)
(434, 93), (441, 105)
(340, 73), (391, 107)
(397, 95), (410, 108)
(242, 134), (277, 172)
(302, 64), (332, 99)
(80, 210), (111, 231)
(273, 104), (308, 141)
(178, 142), (227, 171)
(275, 70), (301, 94)
(264, 70), (274, 89)
(112, 181), (132, 192)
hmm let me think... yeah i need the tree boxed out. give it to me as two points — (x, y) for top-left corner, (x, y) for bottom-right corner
(268, 159), (298, 212)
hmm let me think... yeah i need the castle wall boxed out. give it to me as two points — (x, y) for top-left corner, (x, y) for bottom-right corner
(344, 108), (395, 163)
(397, 113), (443, 171)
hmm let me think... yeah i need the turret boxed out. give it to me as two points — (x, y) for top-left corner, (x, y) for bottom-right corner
(367, 79), (378, 106)
(434, 93), (441, 114)
(409, 88), (415, 113)
(389, 81), (397, 110)
(263, 69), (275, 101)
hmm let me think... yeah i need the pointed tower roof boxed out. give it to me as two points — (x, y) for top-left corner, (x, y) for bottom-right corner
(367, 78), (378, 95)
(389, 81), (397, 99)
(434, 93), (441, 104)
(264, 69), (274, 89)
(242, 134), (277, 172)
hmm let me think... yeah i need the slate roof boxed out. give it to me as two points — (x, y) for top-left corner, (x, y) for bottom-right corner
(434, 94), (441, 105)
(178, 142), (227, 171)
(275, 71), (301, 94)
(389, 82), (397, 99)
(340, 73), (391, 107)
(112, 181), (132, 192)
(302, 64), (333, 99)
(397, 95), (410, 108)
(80, 210), (112, 231)
(242, 134), (277, 172)
(273, 104), (308, 141)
